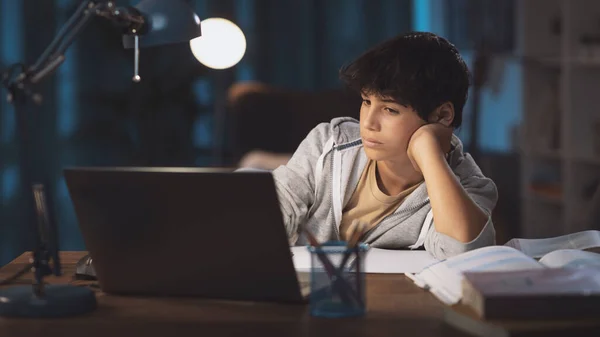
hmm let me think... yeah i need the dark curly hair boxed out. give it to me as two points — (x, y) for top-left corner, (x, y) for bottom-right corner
(339, 32), (470, 128)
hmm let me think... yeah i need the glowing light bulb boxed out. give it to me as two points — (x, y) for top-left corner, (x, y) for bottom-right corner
(189, 18), (246, 70)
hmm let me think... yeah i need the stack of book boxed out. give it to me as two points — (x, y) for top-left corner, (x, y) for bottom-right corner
(406, 230), (600, 320)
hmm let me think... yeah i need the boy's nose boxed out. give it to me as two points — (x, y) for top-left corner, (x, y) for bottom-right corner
(363, 108), (380, 131)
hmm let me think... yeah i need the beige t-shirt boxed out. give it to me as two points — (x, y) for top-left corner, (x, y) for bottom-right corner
(339, 160), (423, 241)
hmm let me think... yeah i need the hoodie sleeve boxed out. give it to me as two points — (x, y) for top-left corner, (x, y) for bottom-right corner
(272, 123), (333, 243)
(424, 153), (499, 260)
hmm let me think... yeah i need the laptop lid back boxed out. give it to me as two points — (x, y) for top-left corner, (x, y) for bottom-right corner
(64, 167), (304, 303)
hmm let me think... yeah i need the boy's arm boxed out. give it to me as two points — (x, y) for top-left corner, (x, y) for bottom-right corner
(272, 123), (332, 243)
(408, 124), (498, 258)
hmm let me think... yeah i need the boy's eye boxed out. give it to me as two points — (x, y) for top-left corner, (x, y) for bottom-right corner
(362, 99), (371, 106)
(384, 107), (399, 114)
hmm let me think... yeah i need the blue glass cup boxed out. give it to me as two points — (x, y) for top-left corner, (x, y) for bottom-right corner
(308, 241), (369, 318)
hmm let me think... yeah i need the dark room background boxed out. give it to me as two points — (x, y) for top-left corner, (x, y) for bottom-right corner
(1, 0), (522, 266)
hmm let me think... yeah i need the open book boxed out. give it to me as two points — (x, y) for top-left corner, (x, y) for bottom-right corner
(406, 230), (600, 305)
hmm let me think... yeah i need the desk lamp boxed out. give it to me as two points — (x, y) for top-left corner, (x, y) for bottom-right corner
(0, 0), (201, 318)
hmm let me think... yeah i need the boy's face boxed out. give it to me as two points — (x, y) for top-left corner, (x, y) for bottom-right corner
(359, 93), (426, 164)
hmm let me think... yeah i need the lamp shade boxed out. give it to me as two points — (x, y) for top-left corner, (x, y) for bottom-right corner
(122, 0), (202, 49)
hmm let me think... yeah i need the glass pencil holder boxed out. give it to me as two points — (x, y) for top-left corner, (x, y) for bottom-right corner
(308, 241), (368, 318)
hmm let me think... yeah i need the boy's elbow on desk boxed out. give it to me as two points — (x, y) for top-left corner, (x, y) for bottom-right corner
(425, 217), (496, 260)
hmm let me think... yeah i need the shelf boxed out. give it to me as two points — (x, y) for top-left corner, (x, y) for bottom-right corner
(568, 58), (600, 67)
(570, 155), (600, 166)
(517, 56), (600, 68)
(525, 187), (563, 206)
(525, 192), (563, 206)
(515, 54), (561, 67)
(519, 56), (600, 67)
(534, 56), (561, 67)
(521, 147), (563, 160)
(519, 0), (600, 238)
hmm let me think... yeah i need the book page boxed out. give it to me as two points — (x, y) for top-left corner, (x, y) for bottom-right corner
(290, 246), (438, 273)
(411, 246), (543, 305)
(505, 230), (600, 258)
(539, 249), (600, 269)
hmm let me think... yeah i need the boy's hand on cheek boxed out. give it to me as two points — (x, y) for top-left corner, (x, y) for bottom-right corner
(407, 123), (453, 173)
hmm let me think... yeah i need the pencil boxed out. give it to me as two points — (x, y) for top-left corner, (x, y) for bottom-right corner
(336, 222), (367, 308)
(337, 221), (366, 274)
(301, 226), (336, 277)
(300, 225), (360, 305)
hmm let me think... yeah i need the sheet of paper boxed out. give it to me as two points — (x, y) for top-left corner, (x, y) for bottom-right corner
(505, 230), (600, 258)
(364, 248), (438, 273)
(291, 246), (438, 274)
(291, 246), (312, 271)
(539, 249), (600, 268)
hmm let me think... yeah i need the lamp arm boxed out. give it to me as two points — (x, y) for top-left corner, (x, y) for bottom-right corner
(29, 0), (95, 74)
(27, 3), (100, 87)
(52, 3), (101, 62)
(5, 1), (146, 102)
(29, 55), (66, 86)
(29, 1), (147, 87)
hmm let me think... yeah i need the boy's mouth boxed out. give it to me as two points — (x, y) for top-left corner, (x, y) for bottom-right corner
(363, 138), (383, 147)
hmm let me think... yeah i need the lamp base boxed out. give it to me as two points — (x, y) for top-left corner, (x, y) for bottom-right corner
(0, 284), (97, 318)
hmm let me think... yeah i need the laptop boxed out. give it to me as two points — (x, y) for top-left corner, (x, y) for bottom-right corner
(64, 167), (310, 303)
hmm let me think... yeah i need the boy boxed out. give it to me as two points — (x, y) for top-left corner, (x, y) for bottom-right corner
(272, 32), (498, 259)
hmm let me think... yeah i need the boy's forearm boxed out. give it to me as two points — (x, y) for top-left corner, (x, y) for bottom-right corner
(417, 144), (488, 243)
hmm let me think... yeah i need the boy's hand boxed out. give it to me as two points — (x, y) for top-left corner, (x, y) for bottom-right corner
(407, 123), (453, 173)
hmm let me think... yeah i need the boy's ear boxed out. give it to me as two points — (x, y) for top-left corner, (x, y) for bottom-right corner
(428, 102), (454, 127)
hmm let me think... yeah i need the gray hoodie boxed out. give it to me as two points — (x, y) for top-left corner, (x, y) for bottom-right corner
(273, 117), (498, 260)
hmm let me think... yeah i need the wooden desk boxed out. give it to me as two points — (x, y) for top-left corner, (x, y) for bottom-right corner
(4, 252), (598, 337)
(1, 252), (468, 337)
(5, 252), (600, 337)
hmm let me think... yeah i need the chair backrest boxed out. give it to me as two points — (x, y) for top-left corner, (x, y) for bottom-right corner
(226, 82), (361, 164)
